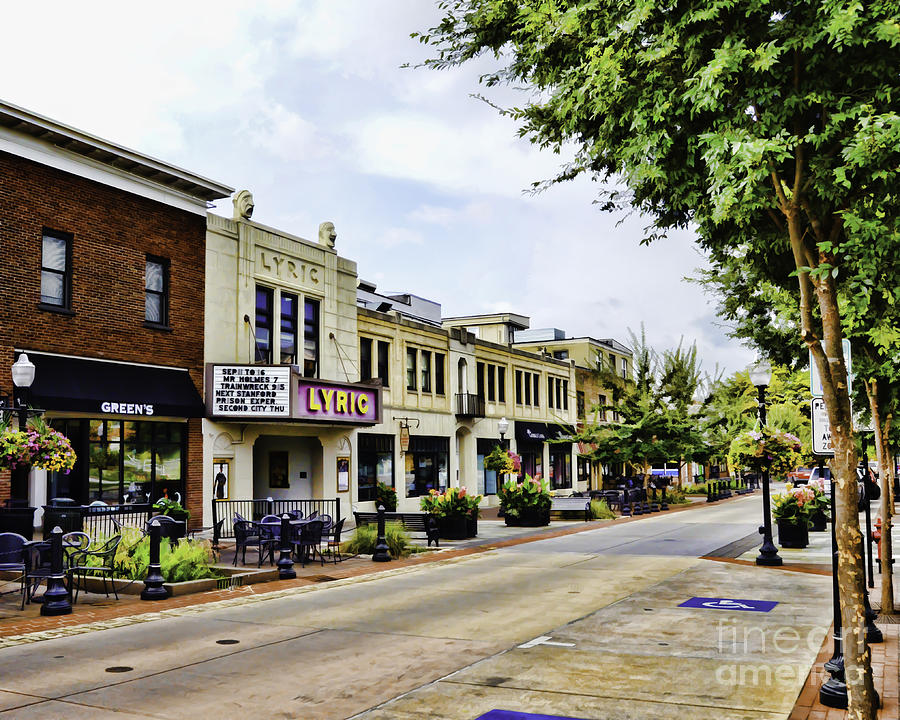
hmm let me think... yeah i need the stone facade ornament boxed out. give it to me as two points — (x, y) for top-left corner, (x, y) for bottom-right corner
(233, 190), (254, 220)
(318, 221), (337, 249)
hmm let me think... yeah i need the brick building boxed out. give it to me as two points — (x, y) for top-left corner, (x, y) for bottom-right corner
(0, 100), (231, 528)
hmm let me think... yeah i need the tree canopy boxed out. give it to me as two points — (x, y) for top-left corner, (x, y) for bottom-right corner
(417, 3), (899, 713)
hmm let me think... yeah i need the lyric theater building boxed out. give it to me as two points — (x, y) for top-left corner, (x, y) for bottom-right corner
(201, 194), (380, 525)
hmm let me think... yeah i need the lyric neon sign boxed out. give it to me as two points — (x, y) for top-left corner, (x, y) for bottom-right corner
(295, 381), (380, 424)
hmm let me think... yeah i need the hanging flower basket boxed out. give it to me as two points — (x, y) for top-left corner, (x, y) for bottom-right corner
(728, 428), (802, 479)
(0, 425), (77, 473)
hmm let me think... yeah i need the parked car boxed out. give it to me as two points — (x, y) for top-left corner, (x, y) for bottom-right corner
(787, 467), (812, 485)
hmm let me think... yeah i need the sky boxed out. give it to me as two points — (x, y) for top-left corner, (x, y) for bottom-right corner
(2, 0), (755, 376)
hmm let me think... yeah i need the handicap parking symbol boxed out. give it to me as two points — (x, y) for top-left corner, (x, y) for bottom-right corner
(679, 596), (778, 612)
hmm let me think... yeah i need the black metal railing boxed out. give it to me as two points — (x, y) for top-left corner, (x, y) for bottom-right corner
(42, 503), (153, 538)
(212, 498), (341, 540)
(455, 393), (485, 417)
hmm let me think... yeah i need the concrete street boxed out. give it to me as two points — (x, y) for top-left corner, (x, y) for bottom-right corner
(0, 495), (833, 719)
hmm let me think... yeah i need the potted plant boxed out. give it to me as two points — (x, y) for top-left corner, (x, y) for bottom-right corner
(806, 477), (830, 531)
(152, 498), (190, 539)
(420, 486), (482, 539)
(374, 481), (398, 512)
(771, 484), (815, 548)
(498, 474), (551, 526)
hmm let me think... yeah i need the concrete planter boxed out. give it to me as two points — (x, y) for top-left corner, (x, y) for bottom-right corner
(504, 509), (551, 527)
(75, 566), (277, 597)
(776, 519), (809, 548)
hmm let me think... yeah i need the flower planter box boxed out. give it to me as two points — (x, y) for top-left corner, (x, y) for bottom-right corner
(466, 513), (478, 538)
(504, 509), (551, 527)
(809, 510), (828, 532)
(777, 519), (809, 548)
(438, 515), (470, 540)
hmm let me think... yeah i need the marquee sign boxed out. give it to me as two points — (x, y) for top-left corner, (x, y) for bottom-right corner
(294, 379), (381, 425)
(207, 365), (291, 418)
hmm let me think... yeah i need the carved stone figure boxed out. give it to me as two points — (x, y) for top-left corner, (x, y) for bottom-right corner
(233, 190), (254, 220)
(318, 221), (337, 249)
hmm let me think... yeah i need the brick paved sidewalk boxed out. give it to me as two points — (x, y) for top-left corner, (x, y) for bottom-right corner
(790, 567), (899, 719)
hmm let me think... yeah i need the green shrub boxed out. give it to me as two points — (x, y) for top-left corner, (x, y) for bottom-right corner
(683, 483), (708, 495)
(86, 529), (220, 582)
(342, 521), (412, 558)
(663, 487), (690, 505)
(589, 499), (616, 520)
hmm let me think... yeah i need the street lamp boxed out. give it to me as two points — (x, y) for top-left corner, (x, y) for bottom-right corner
(11, 353), (35, 428)
(498, 416), (509, 447)
(750, 358), (783, 567)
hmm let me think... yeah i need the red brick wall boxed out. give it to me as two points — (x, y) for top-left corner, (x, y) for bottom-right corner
(0, 149), (207, 512)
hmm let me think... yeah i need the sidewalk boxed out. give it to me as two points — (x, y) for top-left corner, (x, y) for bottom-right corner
(0, 493), (740, 645)
(727, 514), (899, 720)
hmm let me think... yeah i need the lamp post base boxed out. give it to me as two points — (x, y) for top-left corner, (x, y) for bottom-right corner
(756, 534), (783, 566)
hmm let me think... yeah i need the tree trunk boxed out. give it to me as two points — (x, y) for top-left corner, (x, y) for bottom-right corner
(866, 382), (894, 613)
(813, 280), (877, 718)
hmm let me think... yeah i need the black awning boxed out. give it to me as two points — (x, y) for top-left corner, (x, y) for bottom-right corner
(515, 420), (576, 444)
(22, 352), (204, 418)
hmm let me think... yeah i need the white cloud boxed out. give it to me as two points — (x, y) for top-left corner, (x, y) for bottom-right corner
(242, 102), (321, 160)
(351, 111), (564, 198)
(373, 227), (425, 249)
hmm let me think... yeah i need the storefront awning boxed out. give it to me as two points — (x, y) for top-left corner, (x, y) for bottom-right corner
(515, 420), (575, 444)
(22, 352), (205, 418)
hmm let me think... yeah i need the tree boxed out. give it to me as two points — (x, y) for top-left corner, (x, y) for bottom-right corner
(575, 328), (706, 484)
(417, 4), (900, 714)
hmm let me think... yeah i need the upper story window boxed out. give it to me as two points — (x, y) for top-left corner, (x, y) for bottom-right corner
(549, 377), (568, 410)
(360, 337), (373, 382)
(40, 230), (72, 308)
(477, 362), (485, 399)
(303, 298), (319, 378)
(280, 293), (298, 364)
(144, 257), (169, 326)
(487, 364), (496, 401)
(255, 286), (273, 363)
(497, 366), (505, 402)
(435, 353), (445, 395)
(609, 353), (616, 369)
(621, 358), (628, 379)
(598, 394), (608, 421)
(532, 374), (540, 407)
(421, 350), (432, 393)
(377, 341), (390, 387)
(553, 350), (568, 360)
(577, 391), (585, 418)
(406, 347), (417, 391)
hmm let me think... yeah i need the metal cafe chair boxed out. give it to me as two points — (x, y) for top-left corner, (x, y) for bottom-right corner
(67, 535), (122, 604)
(0, 532), (29, 610)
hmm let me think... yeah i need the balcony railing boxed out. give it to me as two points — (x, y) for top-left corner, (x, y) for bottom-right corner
(455, 393), (485, 418)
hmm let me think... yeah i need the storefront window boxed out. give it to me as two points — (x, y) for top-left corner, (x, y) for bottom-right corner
(358, 433), (393, 502)
(52, 419), (186, 506)
(405, 436), (449, 497)
(518, 446), (543, 480)
(549, 448), (571, 490)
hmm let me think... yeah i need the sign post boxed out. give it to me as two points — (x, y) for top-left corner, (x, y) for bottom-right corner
(811, 398), (835, 457)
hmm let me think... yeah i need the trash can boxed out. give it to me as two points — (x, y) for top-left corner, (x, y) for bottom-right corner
(42, 503), (84, 535)
(0, 506), (37, 540)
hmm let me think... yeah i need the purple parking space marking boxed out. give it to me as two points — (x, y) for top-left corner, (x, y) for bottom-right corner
(679, 597), (778, 612)
(475, 712), (589, 720)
